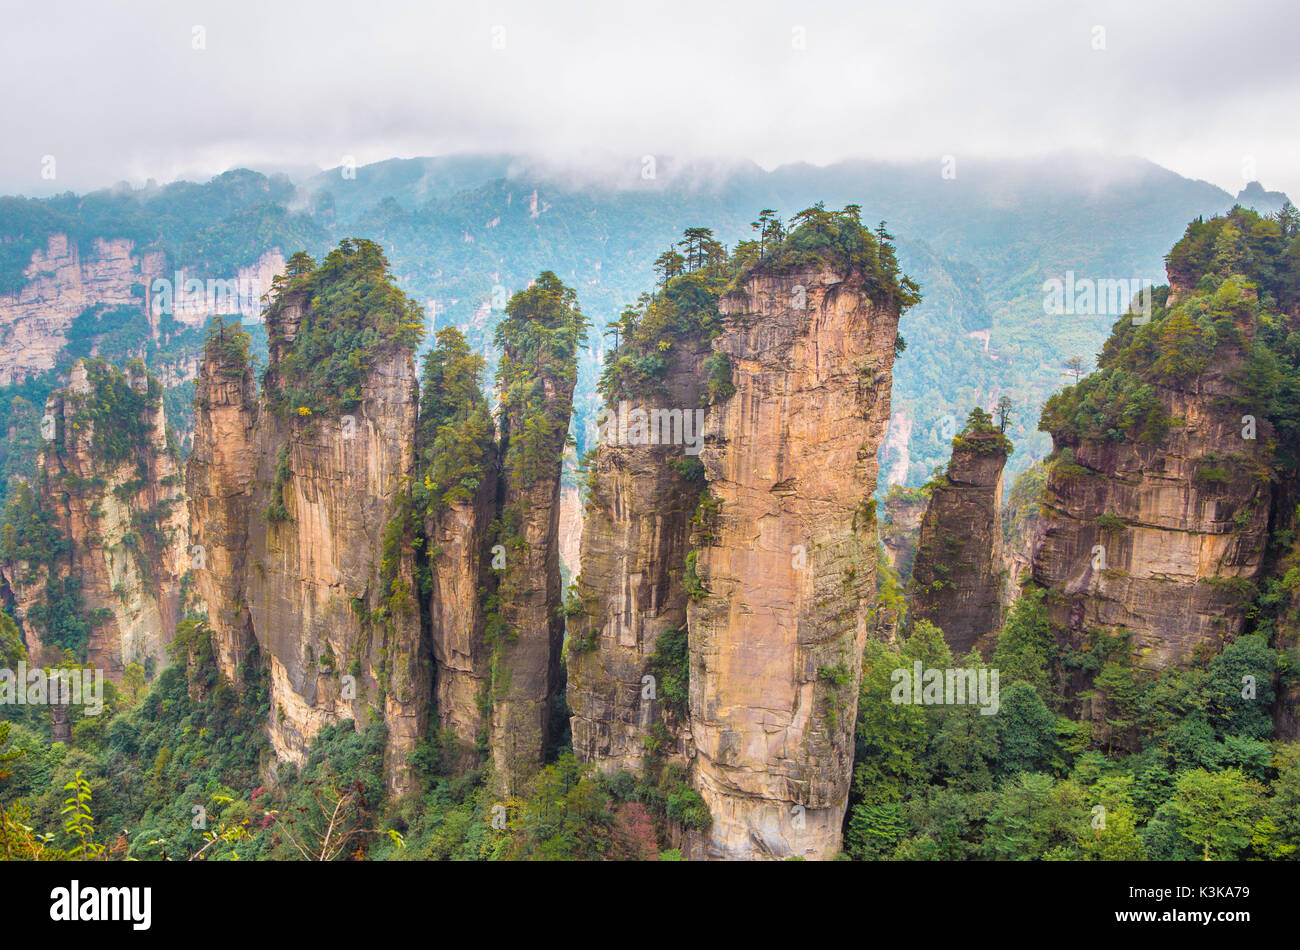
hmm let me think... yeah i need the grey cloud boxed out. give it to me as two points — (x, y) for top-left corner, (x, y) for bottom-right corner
(2, 0), (1298, 196)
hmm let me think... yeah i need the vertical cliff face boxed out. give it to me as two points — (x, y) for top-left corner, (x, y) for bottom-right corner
(6, 358), (187, 675)
(1034, 284), (1273, 671)
(0, 235), (285, 387)
(488, 273), (586, 795)
(568, 214), (918, 859)
(246, 350), (427, 794)
(187, 243), (431, 796)
(490, 424), (566, 794)
(0, 235), (165, 386)
(417, 326), (499, 753)
(566, 339), (711, 775)
(908, 411), (1010, 655)
(426, 468), (496, 750)
(186, 330), (259, 680)
(688, 263), (902, 859)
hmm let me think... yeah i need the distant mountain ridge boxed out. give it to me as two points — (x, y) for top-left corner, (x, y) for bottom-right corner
(0, 152), (1284, 499)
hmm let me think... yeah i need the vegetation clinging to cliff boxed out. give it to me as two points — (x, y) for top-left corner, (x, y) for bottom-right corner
(0, 480), (66, 568)
(494, 271), (588, 490)
(71, 358), (161, 467)
(483, 271), (586, 667)
(201, 315), (252, 376)
(0, 482), (91, 657)
(0, 357), (169, 659)
(415, 327), (495, 518)
(263, 445), (293, 524)
(951, 406), (1013, 457)
(263, 239), (425, 417)
(599, 210), (920, 404)
(736, 203), (922, 311)
(1041, 206), (1300, 461)
(648, 626), (690, 717)
(597, 231), (729, 403)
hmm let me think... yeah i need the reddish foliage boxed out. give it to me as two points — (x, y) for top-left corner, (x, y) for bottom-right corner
(610, 801), (659, 861)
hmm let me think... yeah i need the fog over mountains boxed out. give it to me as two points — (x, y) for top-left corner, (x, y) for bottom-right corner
(0, 150), (1285, 492)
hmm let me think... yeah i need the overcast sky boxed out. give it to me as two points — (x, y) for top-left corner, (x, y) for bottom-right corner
(3, 0), (1297, 198)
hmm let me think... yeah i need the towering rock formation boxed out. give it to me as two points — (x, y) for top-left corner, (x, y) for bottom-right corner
(569, 212), (918, 859)
(425, 466), (496, 750)
(416, 327), (498, 752)
(487, 272), (586, 795)
(1034, 278), (1273, 671)
(567, 336), (712, 776)
(688, 259), (904, 860)
(186, 324), (259, 679)
(0, 358), (187, 675)
(187, 242), (430, 795)
(908, 409), (1010, 655)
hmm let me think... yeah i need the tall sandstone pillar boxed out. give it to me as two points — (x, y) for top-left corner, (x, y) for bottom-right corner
(688, 264), (902, 859)
(187, 245), (432, 797)
(1033, 278), (1272, 671)
(908, 412), (1010, 655)
(567, 339), (712, 775)
(426, 464), (497, 751)
(488, 272), (585, 795)
(12, 358), (189, 678)
(187, 332), (259, 681)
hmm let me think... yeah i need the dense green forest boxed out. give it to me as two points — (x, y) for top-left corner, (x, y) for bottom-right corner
(846, 604), (1299, 860)
(0, 619), (706, 860)
(5, 581), (1296, 860)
